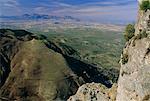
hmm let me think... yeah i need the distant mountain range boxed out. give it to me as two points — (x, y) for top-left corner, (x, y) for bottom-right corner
(0, 14), (80, 21)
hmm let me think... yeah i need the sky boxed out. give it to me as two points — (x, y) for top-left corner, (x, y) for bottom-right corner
(0, 0), (138, 24)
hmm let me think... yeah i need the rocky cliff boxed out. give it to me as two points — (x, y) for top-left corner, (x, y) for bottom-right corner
(116, 7), (150, 101)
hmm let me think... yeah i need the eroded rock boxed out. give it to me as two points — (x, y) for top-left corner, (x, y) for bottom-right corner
(68, 83), (117, 101)
(116, 8), (150, 101)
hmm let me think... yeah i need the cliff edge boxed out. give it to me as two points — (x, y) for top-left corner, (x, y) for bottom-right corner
(116, 1), (150, 101)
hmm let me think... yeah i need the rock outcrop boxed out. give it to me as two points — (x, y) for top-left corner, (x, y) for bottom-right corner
(116, 38), (150, 101)
(135, 9), (150, 35)
(68, 83), (117, 101)
(116, 3), (150, 101)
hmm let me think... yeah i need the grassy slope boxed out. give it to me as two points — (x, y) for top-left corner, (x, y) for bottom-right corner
(21, 39), (78, 100)
(1, 39), (78, 100)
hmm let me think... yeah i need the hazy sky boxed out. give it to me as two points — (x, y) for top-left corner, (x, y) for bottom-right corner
(0, 0), (138, 24)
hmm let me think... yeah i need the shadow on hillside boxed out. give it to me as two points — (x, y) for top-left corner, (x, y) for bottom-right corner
(63, 55), (119, 88)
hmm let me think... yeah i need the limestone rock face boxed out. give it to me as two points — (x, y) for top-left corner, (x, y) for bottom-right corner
(68, 83), (117, 101)
(116, 38), (150, 101)
(135, 10), (150, 35)
(116, 9), (150, 101)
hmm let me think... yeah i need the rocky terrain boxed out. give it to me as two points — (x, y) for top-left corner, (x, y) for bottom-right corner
(0, 29), (118, 101)
(116, 9), (150, 101)
(68, 83), (117, 101)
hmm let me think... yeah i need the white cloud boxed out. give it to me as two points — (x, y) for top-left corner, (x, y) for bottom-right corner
(50, 1), (138, 24)
(33, 7), (51, 14)
(0, 0), (21, 15)
(0, 0), (19, 6)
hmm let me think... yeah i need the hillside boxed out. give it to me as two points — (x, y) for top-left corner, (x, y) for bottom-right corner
(0, 29), (118, 100)
(45, 28), (124, 69)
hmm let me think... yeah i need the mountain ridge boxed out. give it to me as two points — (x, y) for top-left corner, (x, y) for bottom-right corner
(0, 14), (80, 21)
(0, 29), (119, 100)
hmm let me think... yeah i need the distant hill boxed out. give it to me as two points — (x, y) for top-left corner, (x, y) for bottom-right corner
(0, 14), (80, 21)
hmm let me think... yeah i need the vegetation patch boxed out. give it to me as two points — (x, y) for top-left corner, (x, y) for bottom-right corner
(124, 24), (135, 41)
(122, 53), (129, 64)
(135, 30), (148, 40)
(140, 0), (150, 11)
(44, 28), (124, 69)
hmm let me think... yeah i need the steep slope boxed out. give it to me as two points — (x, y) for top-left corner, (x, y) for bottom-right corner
(0, 39), (81, 101)
(116, 8), (150, 101)
(0, 29), (118, 100)
(0, 29), (34, 87)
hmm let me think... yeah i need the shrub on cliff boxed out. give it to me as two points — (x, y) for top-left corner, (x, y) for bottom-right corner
(140, 0), (150, 11)
(124, 24), (135, 41)
(122, 53), (129, 64)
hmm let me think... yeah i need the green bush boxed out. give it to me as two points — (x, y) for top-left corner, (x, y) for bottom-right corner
(141, 30), (148, 38)
(124, 24), (135, 41)
(0, 69), (3, 77)
(122, 53), (129, 64)
(140, 0), (150, 11)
